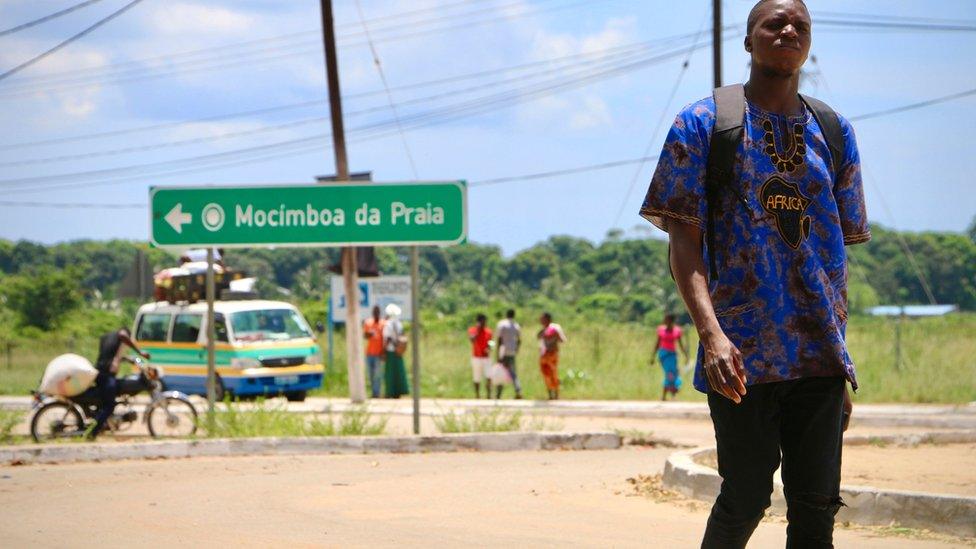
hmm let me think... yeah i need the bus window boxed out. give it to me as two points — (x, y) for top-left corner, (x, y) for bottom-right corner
(214, 313), (229, 343)
(136, 313), (172, 342)
(172, 314), (202, 343)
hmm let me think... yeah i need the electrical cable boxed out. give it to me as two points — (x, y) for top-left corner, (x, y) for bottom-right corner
(354, 0), (419, 178)
(0, 28), (720, 151)
(811, 60), (942, 306)
(0, 0), (599, 96)
(470, 156), (660, 187)
(0, 41), (701, 193)
(850, 87), (976, 122)
(0, 0), (147, 83)
(0, 0), (512, 86)
(609, 14), (708, 229)
(0, 0), (105, 38)
(0, 34), (705, 165)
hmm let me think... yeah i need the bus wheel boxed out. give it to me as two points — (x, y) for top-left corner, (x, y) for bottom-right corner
(285, 391), (307, 403)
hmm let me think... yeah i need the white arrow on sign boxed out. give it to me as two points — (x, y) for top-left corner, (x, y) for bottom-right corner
(165, 203), (192, 233)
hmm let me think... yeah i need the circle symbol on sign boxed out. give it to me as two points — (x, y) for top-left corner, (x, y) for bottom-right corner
(202, 203), (224, 232)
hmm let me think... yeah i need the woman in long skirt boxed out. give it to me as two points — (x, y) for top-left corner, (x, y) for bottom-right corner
(381, 304), (410, 398)
(653, 313), (687, 400)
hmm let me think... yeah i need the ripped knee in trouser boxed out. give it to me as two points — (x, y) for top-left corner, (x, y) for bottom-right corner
(788, 492), (846, 516)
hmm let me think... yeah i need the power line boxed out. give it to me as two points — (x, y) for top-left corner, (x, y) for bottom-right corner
(0, 199), (142, 209)
(809, 60), (941, 306)
(0, 0), (598, 97)
(0, 0), (147, 83)
(0, 28), (716, 151)
(850, 86), (976, 122)
(0, 0), (105, 38)
(470, 156), (661, 187)
(354, 0), (419, 178)
(817, 18), (976, 33)
(0, 35), (702, 165)
(812, 11), (976, 26)
(0, 41), (707, 194)
(610, 14), (708, 229)
(0, 0), (503, 85)
(4, 81), (975, 206)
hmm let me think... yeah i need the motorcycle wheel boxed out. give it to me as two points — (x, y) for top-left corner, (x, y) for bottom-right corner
(146, 396), (198, 438)
(31, 401), (84, 442)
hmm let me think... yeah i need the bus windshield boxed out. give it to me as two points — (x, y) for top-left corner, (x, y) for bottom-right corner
(230, 309), (313, 342)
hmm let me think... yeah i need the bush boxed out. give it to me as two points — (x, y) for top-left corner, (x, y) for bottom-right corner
(1, 267), (82, 330)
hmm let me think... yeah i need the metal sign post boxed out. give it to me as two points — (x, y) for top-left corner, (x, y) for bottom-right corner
(205, 248), (217, 413)
(410, 246), (421, 434)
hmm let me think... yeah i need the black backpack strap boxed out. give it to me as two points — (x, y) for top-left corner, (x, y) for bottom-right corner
(800, 93), (844, 182)
(704, 84), (746, 280)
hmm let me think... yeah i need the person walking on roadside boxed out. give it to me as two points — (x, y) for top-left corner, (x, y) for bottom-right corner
(537, 312), (567, 400)
(495, 309), (523, 399)
(363, 305), (386, 399)
(382, 304), (410, 399)
(653, 313), (688, 401)
(468, 313), (493, 398)
(639, 1), (867, 546)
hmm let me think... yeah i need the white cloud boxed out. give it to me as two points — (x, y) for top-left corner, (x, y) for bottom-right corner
(148, 3), (254, 35)
(569, 96), (612, 129)
(512, 17), (638, 131)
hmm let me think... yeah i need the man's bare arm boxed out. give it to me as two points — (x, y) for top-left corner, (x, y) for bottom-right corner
(668, 221), (747, 403)
(119, 332), (150, 359)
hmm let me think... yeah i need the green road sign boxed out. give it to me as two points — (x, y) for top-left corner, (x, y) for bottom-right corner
(149, 181), (466, 248)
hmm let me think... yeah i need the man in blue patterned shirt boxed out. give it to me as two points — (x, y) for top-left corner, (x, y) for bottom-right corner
(640, 1), (869, 546)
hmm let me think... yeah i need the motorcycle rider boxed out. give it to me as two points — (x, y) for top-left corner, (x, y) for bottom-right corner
(90, 327), (150, 439)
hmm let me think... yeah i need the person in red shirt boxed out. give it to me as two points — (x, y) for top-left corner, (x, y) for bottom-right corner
(467, 313), (493, 398)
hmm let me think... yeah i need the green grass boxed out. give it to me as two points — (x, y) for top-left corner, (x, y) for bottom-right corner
(4, 313), (976, 404)
(432, 409), (524, 433)
(203, 400), (388, 438)
(0, 409), (24, 444)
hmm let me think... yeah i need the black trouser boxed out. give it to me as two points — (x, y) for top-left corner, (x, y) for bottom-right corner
(702, 376), (846, 549)
(91, 372), (118, 438)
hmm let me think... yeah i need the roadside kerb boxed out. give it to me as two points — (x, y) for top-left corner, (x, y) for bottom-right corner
(0, 431), (620, 466)
(662, 434), (976, 538)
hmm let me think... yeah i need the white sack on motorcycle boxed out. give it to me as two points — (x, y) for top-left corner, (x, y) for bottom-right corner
(39, 354), (98, 397)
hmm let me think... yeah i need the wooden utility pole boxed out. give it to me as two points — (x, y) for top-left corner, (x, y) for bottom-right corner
(320, 0), (366, 403)
(712, 0), (722, 88)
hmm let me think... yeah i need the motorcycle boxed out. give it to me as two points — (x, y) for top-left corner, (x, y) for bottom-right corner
(30, 357), (198, 442)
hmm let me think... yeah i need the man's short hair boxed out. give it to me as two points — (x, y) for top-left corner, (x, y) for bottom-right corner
(476, 313), (487, 322)
(506, 309), (516, 318)
(542, 312), (552, 321)
(747, 0), (808, 34)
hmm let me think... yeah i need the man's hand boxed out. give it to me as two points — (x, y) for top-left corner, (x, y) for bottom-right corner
(702, 333), (747, 403)
(842, 386), (852, 432)
(141, 351), (151, 360)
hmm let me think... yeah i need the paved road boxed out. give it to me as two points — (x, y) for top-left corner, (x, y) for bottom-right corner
(0, 448), (965, 548)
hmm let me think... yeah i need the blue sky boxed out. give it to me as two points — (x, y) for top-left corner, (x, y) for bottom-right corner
(0, 0), (974, 256)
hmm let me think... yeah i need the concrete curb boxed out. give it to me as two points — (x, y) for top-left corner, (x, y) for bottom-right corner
(0, 431), (620, 466)
(662, 441), (976, 538)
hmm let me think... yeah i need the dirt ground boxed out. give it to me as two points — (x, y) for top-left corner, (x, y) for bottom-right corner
(842, 443), (976, 496)
(1, 448), (971, 548)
